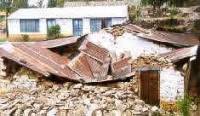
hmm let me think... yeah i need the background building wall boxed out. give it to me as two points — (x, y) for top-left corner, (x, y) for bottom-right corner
(8, 17), (127, 40)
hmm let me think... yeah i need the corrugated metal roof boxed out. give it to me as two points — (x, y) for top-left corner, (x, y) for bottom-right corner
(11, 37), (79, 48)
(0, 40), (132, 83)
(160, 46), (198, 63)
(8, 5), (128, 19)
(33, 37), (78, 48)
(0, 43), (81, 81)
(124, 24), (200, 47)
(111, 57), (132, 78)
(79, 40), (110, 63)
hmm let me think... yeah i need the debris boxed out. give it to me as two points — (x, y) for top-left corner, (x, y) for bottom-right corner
(160, 45), (198, 63)
(124, 23), (199, 47)
(106, 25), (125, 37)
(131, 55), (172, 68)
(0, 40), (134, 83)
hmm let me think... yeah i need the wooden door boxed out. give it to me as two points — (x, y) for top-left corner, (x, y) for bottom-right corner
(139, 67), (160, 106)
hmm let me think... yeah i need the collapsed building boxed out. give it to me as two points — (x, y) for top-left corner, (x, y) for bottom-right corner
(0, 23), (199, 107)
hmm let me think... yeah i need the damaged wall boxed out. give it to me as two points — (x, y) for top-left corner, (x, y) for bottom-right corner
(87, 31), (172, 61)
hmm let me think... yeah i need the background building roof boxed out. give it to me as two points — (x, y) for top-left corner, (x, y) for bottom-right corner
(8, 5), (128, 19)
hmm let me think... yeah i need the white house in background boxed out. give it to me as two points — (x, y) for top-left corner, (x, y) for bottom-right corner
(8, 5), (128, 40)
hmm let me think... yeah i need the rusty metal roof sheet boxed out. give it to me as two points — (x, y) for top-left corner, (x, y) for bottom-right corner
(0, 43), (81, 81)
(124, 24), (200, 47)
(34, 37), (78, 48)
(0, 41), (132, 83)
(79, 40), (110, 63)
(68, 53), (94, 82)
(85, 55), (109, 81)
(160, 46), (198, 62)
(111, 57), (132, 78)
(12, 36), (79, 49)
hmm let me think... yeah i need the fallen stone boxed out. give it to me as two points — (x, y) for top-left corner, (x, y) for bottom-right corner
(56, 109), (68, 116)
(94, 110), (103, 116)
(47, 108), (57, 116)
(151, 106), (159, 112)
(3, 107), (17, 116)
(38, 110), (47, 116)
(23, 109), (33, 116)
(73, 84), (83, 89)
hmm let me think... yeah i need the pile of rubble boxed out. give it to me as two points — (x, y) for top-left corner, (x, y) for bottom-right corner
(0, 23), (198, 115)
(0, 71), (161, 116)
(131, 55), (173, 68)
(105, 25), (125, 37)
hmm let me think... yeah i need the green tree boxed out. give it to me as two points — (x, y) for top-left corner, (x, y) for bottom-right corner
(0, 0), (12, 37)
(48, 0), (64, 8)
(48, 0), (56, 8)
(141, 0), (166, 10)
(13, 0), (28, 9)
(57, 0), (64, 7)
(0, 0), (29, 37)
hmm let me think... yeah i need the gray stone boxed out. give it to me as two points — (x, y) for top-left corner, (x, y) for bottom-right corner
(151, 106), (159, 112)
(134, 104), (143, 112)
(38, 110), (47, 116)
(73, 84), (83, 89)
(23, 109), (33, 116)
(14, 109), (23, 116)
(56, 109), (68, 116)
(47, 108), (57, 116)
(3, 107), (17, 116)
(94, 110), (103, 116)
(142, 107), (149, 112)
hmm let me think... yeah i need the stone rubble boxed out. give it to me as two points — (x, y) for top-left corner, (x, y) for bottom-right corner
(0, 71), (161, 116)
(131, 55), (173, 68)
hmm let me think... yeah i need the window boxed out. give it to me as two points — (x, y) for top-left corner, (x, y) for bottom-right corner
(73, 19), (83, 36)
(47, 19), (56, 29)
(20, 19), (39, 32)
(90, 18), (112, 32)
(102, 18), (112, 28)
(90, 19), (102, 32)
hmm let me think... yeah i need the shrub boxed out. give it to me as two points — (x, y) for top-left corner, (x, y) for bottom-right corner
(47, 24), (61, 40)
(21, 34), (30, 42)
(169, 7), (179, 19)
(176, 95), (192, 116)
(128, 6), (141, 22)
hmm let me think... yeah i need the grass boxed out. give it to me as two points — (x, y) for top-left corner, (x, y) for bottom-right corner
(0, 38), (7, 43)
(0, 16), (5, 22)
(176, 95), (192, 116)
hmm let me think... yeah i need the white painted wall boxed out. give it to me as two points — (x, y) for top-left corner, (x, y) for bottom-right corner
(8, 19), (20, 34)
(40, 19), (47, 34)
(83, 18), (90, 35)
(8, 17), (127, 36)
(8, 19), (47, 35)
(56, 19), (73, 36)
(112, 18), (127, 25)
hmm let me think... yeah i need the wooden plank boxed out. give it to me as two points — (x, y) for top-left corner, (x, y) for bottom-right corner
(138, 67), (160, 106)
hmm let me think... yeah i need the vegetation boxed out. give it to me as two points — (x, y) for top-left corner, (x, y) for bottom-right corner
(48, 0), (65, 7)
(176, 95), (192, 116)
(21, 34), (30, 42)
(0, 15), (4, 22)
(141, 0), (167, 10)
(47, 25), (61, 40)
(141, 0), (189, 8)
(0, 0), (29, 37)
(0, 38), (6, 43)
(129, 6), (141, 22)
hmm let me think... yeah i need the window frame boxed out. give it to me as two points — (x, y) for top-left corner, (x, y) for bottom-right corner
(20, 19), (40, 33)
(90, 18), (102, 33)
(47, 19), (56, 29)
(73, 19), (83, 36)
